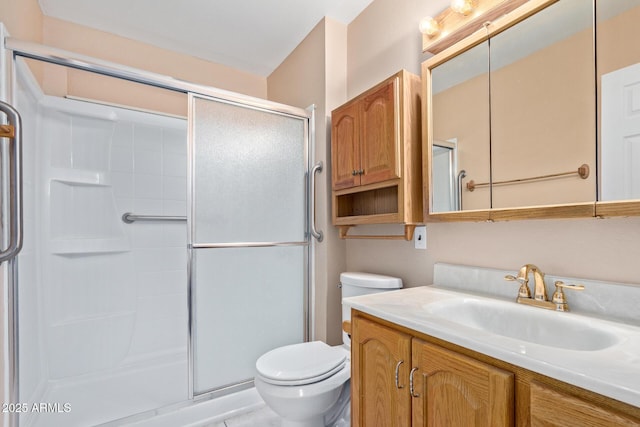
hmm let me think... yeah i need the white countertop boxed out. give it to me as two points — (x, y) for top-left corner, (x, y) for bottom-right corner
(345, 285), (640, 408)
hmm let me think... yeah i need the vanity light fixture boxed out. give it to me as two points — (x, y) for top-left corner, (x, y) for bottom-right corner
(421, 0), (527, 54)
(419, 0), (480, 40)
(419, 16), (440, 36)
(451, 0), (478, 16)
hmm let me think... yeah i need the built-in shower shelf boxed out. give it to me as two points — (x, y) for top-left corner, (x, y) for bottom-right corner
(51, 168), (110, 186)
(50, 238), (129, 254)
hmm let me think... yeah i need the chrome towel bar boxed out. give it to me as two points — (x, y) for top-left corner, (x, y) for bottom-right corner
(122, 212), (187, 224)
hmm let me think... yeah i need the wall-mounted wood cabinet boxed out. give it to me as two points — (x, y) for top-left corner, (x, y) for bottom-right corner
(351, 311), (640, 426)
(331, 70), (422, 233)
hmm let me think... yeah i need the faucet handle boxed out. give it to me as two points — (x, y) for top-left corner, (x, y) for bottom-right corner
(505, 274), (531, 299)
(552, 281), (585, 312)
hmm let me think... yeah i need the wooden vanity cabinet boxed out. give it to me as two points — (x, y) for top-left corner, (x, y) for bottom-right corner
(331, 70), (422, 228)
(351, 315), (412, 426)
(529, 381), (640, 427)
(352, 315), (513, 427)
(412, 339), (514, 426)
(351, 311), (640, 427)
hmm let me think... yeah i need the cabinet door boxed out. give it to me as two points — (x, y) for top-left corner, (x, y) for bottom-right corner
(352, 316), (412, 427)
(360, 78), (401, 186)
(529, 381), (640, 427)
(331, 102), (361, 190)
(411, 339), (514, 427)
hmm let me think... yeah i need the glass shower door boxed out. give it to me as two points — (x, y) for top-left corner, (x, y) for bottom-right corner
(189, 94), (310, 394)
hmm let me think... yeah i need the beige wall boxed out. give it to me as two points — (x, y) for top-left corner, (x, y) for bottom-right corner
(597, 5), (640, 77)
(0, 0), (42, 43)
(40, 17), (266, 116)
(0, 0), (42, 42)
(2, 1), (267, 115)
(0, 0), (44, 84)
(345, 0), (640, 292)
(267, 18), (348, 345)
(347, 0), (445, 98)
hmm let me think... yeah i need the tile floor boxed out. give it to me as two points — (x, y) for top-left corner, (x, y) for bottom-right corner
(205, 405), (282, 427)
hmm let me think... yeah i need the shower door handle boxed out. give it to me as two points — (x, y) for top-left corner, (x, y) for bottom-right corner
(0, 100), (23, 263)
(310, 161), (323, 242)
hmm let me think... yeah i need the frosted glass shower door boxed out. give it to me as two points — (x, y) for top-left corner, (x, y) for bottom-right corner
(189, 94), (310, 394)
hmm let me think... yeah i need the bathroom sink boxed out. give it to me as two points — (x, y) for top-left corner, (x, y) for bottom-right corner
(423, 298), (621, 351)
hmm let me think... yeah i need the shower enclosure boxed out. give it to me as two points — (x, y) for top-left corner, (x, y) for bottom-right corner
(1, 36), (319, 427)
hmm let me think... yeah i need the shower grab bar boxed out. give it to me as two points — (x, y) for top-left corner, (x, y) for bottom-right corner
(310, 161), (324, 242)
(122, 212), (187, 224)
(0, 101), (24, 263)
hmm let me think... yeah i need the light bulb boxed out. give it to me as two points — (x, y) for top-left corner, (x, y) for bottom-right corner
(451, 0), (477, 16)
(419, 16), (440, 37)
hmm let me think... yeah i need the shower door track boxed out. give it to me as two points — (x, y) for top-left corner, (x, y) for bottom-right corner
(3, 36), (316, 424)
(5, 38), (309, 120)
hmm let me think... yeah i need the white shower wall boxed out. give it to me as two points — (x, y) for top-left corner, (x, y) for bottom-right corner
(42, 99), (188, 378)
(16, 62), (189, 426)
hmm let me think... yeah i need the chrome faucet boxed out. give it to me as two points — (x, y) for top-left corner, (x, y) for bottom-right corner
(505, 264), (584, 311)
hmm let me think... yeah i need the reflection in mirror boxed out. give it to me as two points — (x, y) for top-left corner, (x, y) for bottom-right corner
(598, 0), (640, 201)
(489, 0), (596, 209)
(431, 41), (490, 212)
(432, 140), (459, 212)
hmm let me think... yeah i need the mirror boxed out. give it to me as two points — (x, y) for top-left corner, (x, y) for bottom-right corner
(425, 0), (598, 219)
(490, 0), (595, 209)
(430, 41), (490, 213)
(597, 0), (640, 204)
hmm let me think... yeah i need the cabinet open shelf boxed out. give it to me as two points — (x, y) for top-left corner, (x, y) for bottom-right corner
(334, 184), (399, 221)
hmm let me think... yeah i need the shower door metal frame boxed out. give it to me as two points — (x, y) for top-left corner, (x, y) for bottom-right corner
(187, 92), (313, 397)
(3, 36), (319, 425)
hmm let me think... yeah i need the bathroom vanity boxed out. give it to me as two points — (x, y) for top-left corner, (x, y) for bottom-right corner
(345, 264), (640, 426)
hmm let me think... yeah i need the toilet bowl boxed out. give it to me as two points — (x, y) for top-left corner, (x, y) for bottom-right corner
(254, 272), (402, 427)
(255, 341), (350, 427)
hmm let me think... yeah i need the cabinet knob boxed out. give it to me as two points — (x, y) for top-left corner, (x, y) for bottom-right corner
(352, 169), (357, 176)
(358, 169), (365, 175)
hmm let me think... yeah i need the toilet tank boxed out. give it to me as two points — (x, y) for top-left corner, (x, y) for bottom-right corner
(340, 272), (403, 347)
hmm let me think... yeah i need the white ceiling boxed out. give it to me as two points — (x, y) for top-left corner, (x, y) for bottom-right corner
(38, 0), (375, 77)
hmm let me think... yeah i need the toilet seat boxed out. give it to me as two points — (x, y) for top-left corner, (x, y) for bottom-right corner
(256, 341), (347, 386)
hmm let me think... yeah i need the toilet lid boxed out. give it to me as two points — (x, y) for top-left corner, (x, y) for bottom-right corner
(256, 341), (347, 386)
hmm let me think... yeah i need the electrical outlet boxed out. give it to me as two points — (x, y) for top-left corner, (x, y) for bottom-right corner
(414, 226), (427, 249)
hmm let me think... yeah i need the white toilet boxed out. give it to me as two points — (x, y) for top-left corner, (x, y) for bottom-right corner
(255, 272), (403, 427)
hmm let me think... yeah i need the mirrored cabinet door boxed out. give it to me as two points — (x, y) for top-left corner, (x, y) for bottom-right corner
(489, 0), (596, 209)
(424, 0), (640, 221)
(430, 41), (490, 213)
(424, 0), (601, 220)
(597, 0), (640, 203)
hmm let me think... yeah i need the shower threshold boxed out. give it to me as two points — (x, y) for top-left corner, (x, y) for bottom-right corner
(92, 387), (263, 427)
